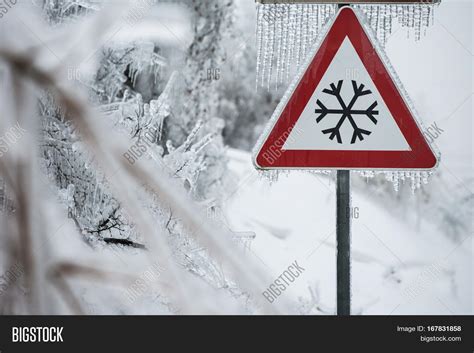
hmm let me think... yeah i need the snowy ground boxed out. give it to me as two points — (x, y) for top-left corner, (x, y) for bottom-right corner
(224, 149), (472, 315)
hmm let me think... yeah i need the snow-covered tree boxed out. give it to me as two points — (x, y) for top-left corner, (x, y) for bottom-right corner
(7, 0), (260, 314)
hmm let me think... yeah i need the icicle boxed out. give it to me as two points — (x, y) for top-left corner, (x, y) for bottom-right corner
(359, 170), (376, 182)
(414, 4), (421, 41)
(375, 6), (381, 41)
(316, 4), (321, 41)
(415, 172), (422, 189)
(258, 170), (285, 184)
(421, 171), (430, 185)
(261, 5), (270, 88)
(294, 5), (302, 69)
(388, 4), (395, 36)
(369, 6), (377, 35)
(402, 5), (409, 31)
(267, 6), (276, 91)
(356, 169), (433, 192)
(379, 5), (384, 43)
(430, 4), (435, 26)
(285, 5), (295, 83)
(302, 5), (310, 67)
(274, 5), (283, 90)
(280, 5), (289, 85)
(325, 4), (331, 20)
(309, 5), (318, 45)
(256, 4), (264, 90)
(255, 3), (338, 89)
(356, 3), (439, 45)
(393, 172), (400, 192)
(383, 5), (391, 44)
(400, 172), (406, 182)
(422, 5), (430, 37)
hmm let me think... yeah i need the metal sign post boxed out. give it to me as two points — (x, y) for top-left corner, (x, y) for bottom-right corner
(335, 1), (351, 318)
(336, 170), (351, 315)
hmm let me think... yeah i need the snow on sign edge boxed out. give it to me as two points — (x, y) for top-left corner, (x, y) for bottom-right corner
(251, 6), (440, 172)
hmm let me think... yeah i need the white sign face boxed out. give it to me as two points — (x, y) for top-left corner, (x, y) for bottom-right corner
(283, 36), (410, 151)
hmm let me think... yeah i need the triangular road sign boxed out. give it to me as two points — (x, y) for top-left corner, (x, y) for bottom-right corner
(253, 7), (437, 170)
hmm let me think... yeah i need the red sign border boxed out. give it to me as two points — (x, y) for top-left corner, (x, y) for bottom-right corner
(253, 6), (438, 171)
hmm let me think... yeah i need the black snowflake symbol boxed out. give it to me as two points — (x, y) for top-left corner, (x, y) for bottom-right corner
(315, 80), (379, 144)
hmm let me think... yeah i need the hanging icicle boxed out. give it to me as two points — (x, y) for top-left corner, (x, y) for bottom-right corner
(355, 2), (440, 46)
(352, 170), (433, 192)
(256, 3), (337, 90)
(256, 2), (440, 89)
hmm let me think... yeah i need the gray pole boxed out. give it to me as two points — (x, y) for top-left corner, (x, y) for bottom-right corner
(336, 3), (351, 317)
(336, 170), (351, 315)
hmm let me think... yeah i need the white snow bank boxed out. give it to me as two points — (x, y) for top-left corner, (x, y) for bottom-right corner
(224, 148), (472, 315)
